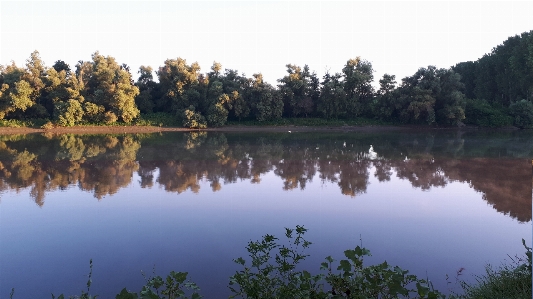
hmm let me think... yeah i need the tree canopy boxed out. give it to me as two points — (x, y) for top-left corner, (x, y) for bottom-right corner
(1, 30), (531, 128)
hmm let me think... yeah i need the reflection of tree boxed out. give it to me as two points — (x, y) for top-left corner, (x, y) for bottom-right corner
(394, 157), (447, 190)
(337, 160), (370, 197)
(442, 158), (531, 223)
(0, 134), (141, 203)
(157, 161), (202, 193)
(0, 131), (530, 222)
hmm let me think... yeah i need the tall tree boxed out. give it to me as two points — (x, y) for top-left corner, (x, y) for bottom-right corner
(247, 73), (283, 121)
(83, 52), (140, 123)
(0, 63), (34, 119)
(135, 65), (156, 113)
(278, 64), (316, 117)
(342, 57), (375, 117)
(157, 57), (202, 116)
(317, 72), (346, 119)
(372, 74), (398, 120)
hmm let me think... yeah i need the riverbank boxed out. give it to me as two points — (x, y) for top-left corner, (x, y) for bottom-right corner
(0, 123), (517, 135)
(0, 124), (423, 135)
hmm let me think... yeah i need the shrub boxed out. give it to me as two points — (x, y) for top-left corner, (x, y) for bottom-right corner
(464, 99), (513, 127)
(509, 99), (533, 129)
(55, 99), (84, 127)
(182, 107), (207, 129)
(83, 102), (105, 123)
(104, 111), (118, 124)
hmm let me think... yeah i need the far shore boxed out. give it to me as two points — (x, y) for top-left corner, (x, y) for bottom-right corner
(0, 124), (520, 135)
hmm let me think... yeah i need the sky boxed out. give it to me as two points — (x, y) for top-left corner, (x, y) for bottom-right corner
(1, 1), (532, 87)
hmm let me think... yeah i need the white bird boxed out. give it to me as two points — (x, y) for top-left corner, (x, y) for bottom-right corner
(288, 130), (292, 133)
(368, 145), (377, 160)
(343, 141), (346, 147)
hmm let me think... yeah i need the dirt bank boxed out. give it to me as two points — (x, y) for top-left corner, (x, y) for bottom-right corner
(0, 125), (415, 135)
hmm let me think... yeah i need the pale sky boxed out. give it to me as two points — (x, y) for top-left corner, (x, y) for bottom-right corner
(1, 1), (532, 87)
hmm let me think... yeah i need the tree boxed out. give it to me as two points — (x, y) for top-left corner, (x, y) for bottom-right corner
(83, 52), (140, 123)
(342, 57), (375, 117)
(372, 74), (398, 120)
(396, 66), (440, 124)
(317, 72), (346, 119)
(509, 99), (533, 128)
(434, 68), (466, 126)
(248, 74), (283, 121)
(55, 99), (84, 126)
(135, 66), (156, 113)
(278, 64), (316, 117)
(157, 57), (202, 114)
(0, 63), (34, 119)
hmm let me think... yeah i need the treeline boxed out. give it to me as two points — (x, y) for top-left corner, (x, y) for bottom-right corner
(1, 31), (532, 128)
(453, 30), (533, 128)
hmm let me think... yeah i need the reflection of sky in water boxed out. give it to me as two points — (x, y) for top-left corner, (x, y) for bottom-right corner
(1, 164), (530, 298)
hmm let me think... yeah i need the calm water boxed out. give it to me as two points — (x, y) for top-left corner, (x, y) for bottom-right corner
(0, 129), (531, 298)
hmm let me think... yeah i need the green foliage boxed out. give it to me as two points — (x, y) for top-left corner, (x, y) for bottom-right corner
(509, 99), (533, 128)
(83, 102), (106, 123)
(8, 230), (531, 299)
(278, 64), (318, 118)
(372, 74), (399, 121)
(2, 32), (531, 129)
(0, 79), (34, 119)
(457, 239), (532, 299)
(115, 271), (202, 299)
(182, 107), (207, 129)
(81, 52), (140, 123)
(229, 225), (324, 299)
(135, 112), (180, 127)
(317, 72), (347, 119)
(229, 226), (450, 299)
(342, 57), (375, 117)
(453, 30), (533, 108)
(464, 99), (513, 127)
(104, 111), (119, 124)
(55, 99), (84, 127)
(322, 247), (446, 298)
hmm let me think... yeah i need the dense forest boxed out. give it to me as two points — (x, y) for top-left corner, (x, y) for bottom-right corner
(1, 31), (532, 129)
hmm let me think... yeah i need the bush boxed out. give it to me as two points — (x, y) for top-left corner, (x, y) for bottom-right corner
(464, 99), (513, 127)
(182, 107), (207, 129)
(55, 99), (84, 127)
(104, 111), (118, 124)
(458, 239), (532, 299)
(83, 102), (105, 123)
(509, 99), (533, 129)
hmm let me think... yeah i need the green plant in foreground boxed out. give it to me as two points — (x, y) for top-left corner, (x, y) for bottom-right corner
(115, 270), (201, 299)
(229, 225), (324, 299)
(321, 247), (446, 299)
(229, 225), (447, 299)
(456, 239), (532, 299)
(52, 259), (97, 299)
(8, 230), (532, 299)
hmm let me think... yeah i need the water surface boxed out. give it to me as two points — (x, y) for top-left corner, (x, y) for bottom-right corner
(0, 130), (531, 298)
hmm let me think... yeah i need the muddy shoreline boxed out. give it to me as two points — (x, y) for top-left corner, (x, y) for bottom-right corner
(0, 124), (514, 135)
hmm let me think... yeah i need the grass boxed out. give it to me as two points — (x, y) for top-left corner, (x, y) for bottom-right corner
(226, 117), (395, 127)
(0, 118), (48, 128)
(456, 259), (532, 299)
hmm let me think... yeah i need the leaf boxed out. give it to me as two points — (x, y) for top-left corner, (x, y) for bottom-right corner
(337, 260), (352, 272)
(320, 262), (329, 270)
(115, 288), (138, 299)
